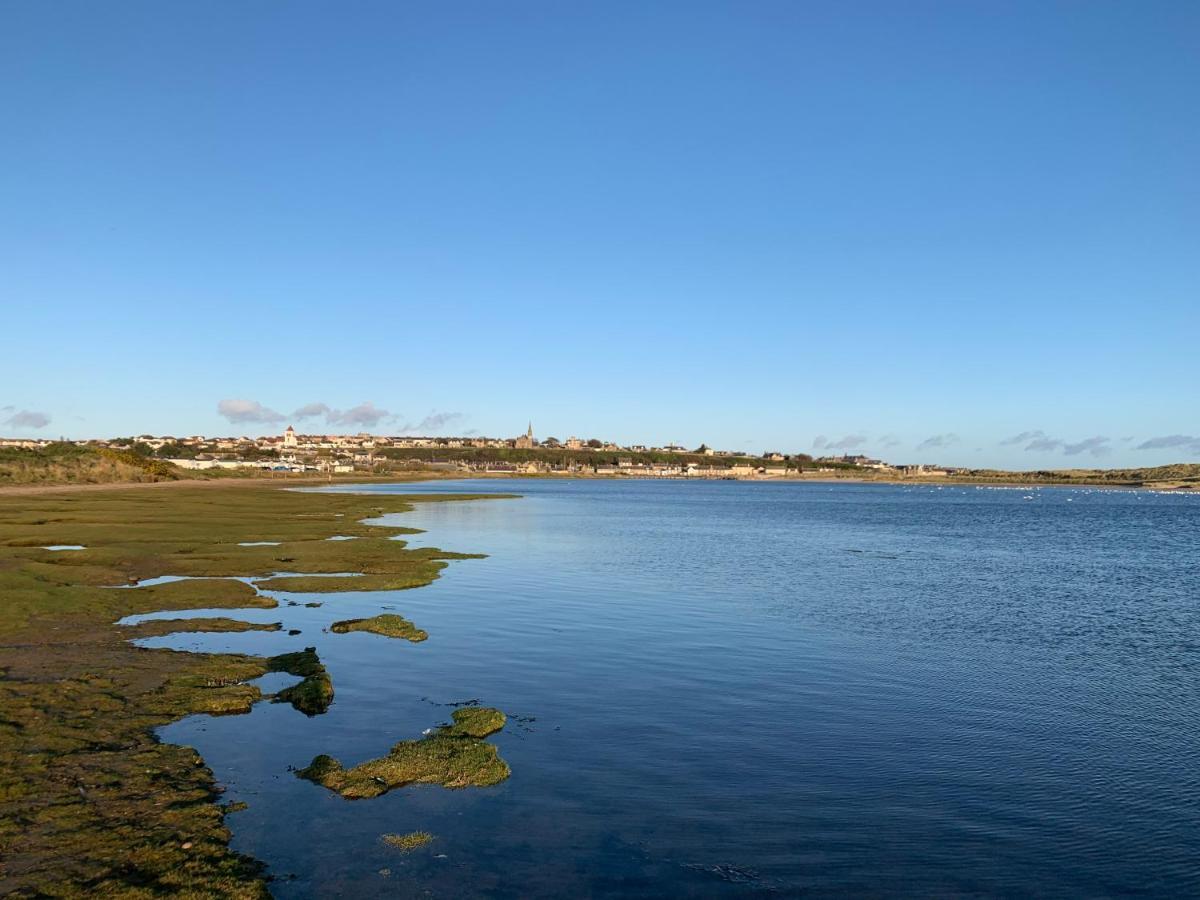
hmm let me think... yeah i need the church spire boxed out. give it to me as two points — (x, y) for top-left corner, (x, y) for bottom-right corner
(527, 421), (533, 439)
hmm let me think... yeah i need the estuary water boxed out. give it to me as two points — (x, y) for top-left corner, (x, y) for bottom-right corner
(148, 479), (1200, 897)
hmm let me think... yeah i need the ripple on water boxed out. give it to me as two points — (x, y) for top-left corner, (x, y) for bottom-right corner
(153, 480), (1200, 897)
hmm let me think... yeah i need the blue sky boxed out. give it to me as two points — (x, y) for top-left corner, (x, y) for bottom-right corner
(2, 1), (1197, 467)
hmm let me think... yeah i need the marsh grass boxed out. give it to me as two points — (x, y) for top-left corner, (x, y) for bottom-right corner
(381, 831), (435, 852)
(266, 647), (335, 715)
(0, 483), (505, 896)
(330, 613), (428, 642)
(123, 617), (283, 638)
(298, 708), (510, 799)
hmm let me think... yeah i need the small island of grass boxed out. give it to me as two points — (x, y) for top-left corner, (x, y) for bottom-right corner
(381, 831), (435, 852)
(330, 613), (427, 642)
(297, 707), (509, 798)
(266, 647), (334, 716)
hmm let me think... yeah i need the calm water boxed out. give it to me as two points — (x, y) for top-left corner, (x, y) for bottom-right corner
(145, 480), (1200, 897)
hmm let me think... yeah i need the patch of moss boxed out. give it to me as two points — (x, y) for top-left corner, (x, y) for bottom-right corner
(266, 648), (333, 716)
(381, 831), (435, 852)
(330, 614), (427, 642)
(297, 707), (510, 799)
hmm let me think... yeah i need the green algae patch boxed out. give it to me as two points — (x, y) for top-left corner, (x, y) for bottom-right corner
(124, 617), (282, 638)
(297, 707), (510, 798)
(267, 647), (333, 716)
(330, 613), (427, 642)
(381, 831), (435, 852)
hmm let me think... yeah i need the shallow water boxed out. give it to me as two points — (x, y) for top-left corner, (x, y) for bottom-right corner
(154, 480), (1200, 897)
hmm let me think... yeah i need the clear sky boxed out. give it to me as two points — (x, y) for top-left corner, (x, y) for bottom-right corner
(2, 2), (1197, 467)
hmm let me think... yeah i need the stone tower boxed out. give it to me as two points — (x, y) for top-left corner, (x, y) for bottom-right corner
(515, 422), (535, 449)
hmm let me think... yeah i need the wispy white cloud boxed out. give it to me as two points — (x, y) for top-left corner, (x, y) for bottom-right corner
(219, 399), (400, 430)
(917, 433), (959, 451)
(4, 409), (51, 429)
(326, 402), (396, 429)
(398, 411), (464, 434)
(1136, 434), (1200, 454)
(292, 402), (331, 420)
(813, 434), (867, 451)
(1062, 436), (1111, 457)
(217, 399), (285, 425)
(1000, 430), (1048, 446)
(1001, 429), (1112, 457)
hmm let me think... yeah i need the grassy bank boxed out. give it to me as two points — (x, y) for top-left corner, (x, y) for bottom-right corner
(949, 462), (1200, 489)
(0, 482), (506, 896)
(786, 462), (1200, 490)
(0, 443), (191, 486)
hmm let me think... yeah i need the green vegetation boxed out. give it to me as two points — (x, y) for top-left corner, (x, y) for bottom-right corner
(266, 647), (334, 716)
(0, 481), (503, 896)
(0, 442), (186, 485)
(381, 831), (435, 852)
(377, 444), (815, 470)
(330, 613), (428, 642)
(123, 617), (282, 638)
(441, 705), (507, 738)
(953, 462), (1200, 489)
(297, 707), (510, 799)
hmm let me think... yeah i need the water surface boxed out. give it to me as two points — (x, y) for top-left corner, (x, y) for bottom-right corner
(152, 480), (1200, 896)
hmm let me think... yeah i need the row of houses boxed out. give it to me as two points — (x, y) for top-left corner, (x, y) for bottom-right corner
(456, 459), (799, 479)
(4, 429), (961, 478)
(3, 424), (782, 462)
(166, 456), (354, 474)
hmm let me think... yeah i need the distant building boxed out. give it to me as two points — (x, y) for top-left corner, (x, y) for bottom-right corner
(898, 464), (948, 477)
(515, 422), (535, 450)
(283, 425), (298, 449)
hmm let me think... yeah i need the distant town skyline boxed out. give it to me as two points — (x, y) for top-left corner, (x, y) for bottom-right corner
(3, 3), (1197, 469)
(2, 401), (1198, 469)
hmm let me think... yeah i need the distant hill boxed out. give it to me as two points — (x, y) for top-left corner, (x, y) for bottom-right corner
(0, 443), (186, 486)
(959, 463), (1200, 488)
